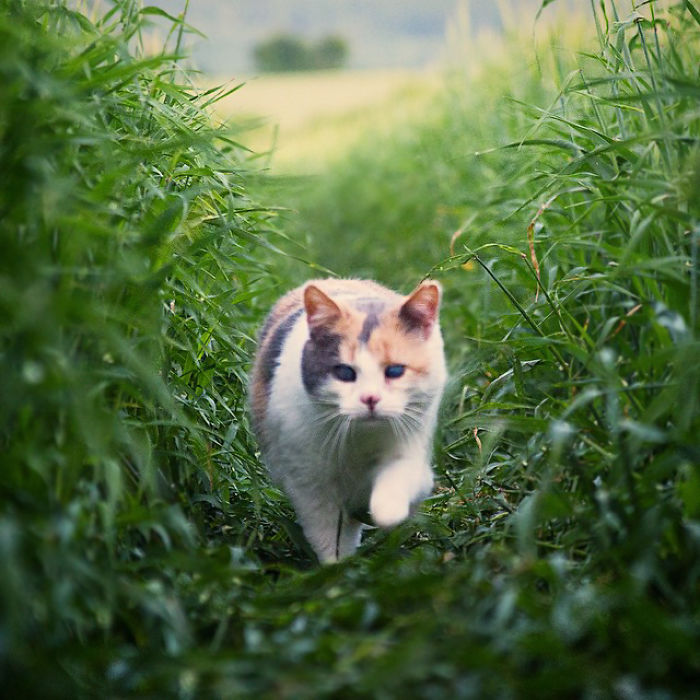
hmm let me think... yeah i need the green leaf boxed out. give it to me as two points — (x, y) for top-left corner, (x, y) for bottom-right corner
(683, 0), (700, 25)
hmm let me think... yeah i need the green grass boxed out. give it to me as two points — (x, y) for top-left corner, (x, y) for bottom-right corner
(1, 0), (699, 697)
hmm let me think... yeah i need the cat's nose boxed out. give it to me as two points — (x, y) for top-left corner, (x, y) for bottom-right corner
(360, 393), (381, 411)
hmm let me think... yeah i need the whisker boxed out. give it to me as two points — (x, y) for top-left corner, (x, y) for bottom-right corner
(328, 416), (350, 459)
(311, 412), (342, 428)
(388, 416), (401, 440)
(390, 415), (411, 443)
(317, 416), (344, 455)
(395, 413), (422, 440)
(318, 413), (354, 459)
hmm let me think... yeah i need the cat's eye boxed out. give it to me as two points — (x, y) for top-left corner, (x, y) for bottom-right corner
(332, 364), (357, 382)
(385, 364), (406, 379)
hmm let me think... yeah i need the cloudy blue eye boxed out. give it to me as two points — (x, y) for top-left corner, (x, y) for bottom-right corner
(332, 364), (357, 382)
(385, 364), (405, 379)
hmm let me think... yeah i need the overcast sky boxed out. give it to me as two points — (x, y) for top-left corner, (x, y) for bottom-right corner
(156, 0), (547, 74)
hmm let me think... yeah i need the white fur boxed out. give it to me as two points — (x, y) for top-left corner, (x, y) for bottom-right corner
(259, 297), (447, 564)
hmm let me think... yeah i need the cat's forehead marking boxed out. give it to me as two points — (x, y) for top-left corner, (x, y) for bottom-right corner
(354, 300), (386, 344)
(358, 312), (380, 344)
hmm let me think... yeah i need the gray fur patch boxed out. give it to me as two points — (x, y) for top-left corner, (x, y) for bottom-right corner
(301, 329), (341, 395)
(260, 309), (303, 386)
(358, 313), (380, 343)
(356, 301), (385, 343)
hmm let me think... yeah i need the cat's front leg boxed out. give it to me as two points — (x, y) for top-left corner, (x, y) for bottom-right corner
(369, 457), (433, 528)
(288, 483), (364, 563)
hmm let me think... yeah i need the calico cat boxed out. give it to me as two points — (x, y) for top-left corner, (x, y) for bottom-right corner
(249, 278), (447, 563)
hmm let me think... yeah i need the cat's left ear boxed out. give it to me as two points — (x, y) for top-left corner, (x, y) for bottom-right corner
(399, 281), (441, 339)
(304, 284), (342, 332)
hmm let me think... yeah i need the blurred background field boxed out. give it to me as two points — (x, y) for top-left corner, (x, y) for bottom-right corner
(201, 0), (586, 171)
(1, 0), (698, 697)
(209, 68), (441, 170)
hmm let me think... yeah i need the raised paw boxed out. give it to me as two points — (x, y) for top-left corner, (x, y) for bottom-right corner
(369, 489), (410, 529)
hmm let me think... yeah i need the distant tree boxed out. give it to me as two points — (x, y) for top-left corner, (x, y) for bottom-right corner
(253, 34), (309, 72)
(312, 36), (348, 70)
(252, 33), (349, 73)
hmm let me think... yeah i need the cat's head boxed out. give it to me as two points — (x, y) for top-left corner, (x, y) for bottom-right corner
(301, 281), (446, 422)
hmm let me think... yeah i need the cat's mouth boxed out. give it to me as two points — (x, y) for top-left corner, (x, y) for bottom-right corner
(353, 410), (391, 423)
(342, 403), (402, 422)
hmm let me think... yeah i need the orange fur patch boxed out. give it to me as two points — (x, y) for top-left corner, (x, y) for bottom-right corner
(367, 314), (432, 375)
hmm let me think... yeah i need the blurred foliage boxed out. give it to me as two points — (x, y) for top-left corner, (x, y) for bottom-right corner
(0, 0), (284, 693)
(1, 0), (699, 697)
(253, 33), (349, 73)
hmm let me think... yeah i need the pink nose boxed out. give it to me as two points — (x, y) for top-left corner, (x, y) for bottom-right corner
(360, 394), (380, 411)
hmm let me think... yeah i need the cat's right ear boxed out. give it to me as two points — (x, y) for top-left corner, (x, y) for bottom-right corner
(304, 284), (342, 331)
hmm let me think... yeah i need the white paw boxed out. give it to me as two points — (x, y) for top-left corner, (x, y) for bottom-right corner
(369, 490), (410, 528)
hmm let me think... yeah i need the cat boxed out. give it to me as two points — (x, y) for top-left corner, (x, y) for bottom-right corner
(249, 278), (447, 563)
